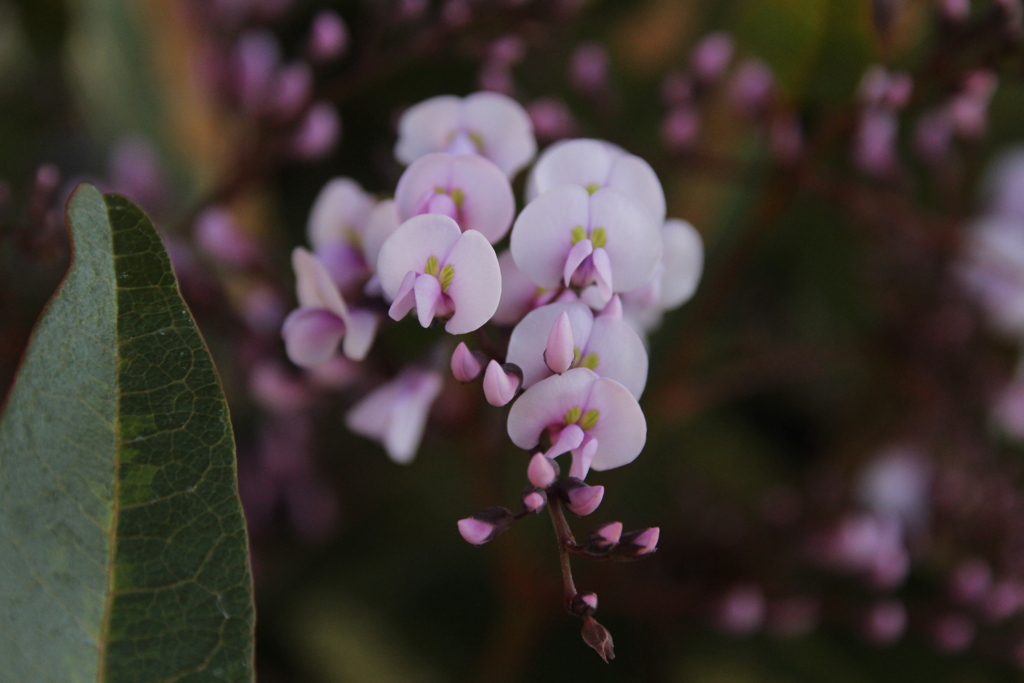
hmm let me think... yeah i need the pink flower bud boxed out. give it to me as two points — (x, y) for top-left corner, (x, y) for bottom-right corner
(863, 600), (906, 645)
(307, 10), (348, 63)
(690, 32), (734, 83)
(631, 526), (659, 554)
(451, 342), (483, 382)
(729, 59), (775, 117)
(523, 490), (546, 512)
(483, 360), (520, 406)
(569, 43), (609, 93)
(716, 584), (766, 635)
(527, 452), (558, 488)
(528, 97), (577, 141)
(589, 521), (623, 547)
(290, 101), (341, 160)
(194, 206), (261, 266)
(271, 62), (313, 121)
(235, 30), (280, 113)
(662, 107), (700, 151)
(457, 517), (494, 545)
(932, 614), (974, 654)
(544, 311), (575, 374)
(949, 557), (992, 604)
(567, 483), (604, 516)
(571, 591), (599, 616)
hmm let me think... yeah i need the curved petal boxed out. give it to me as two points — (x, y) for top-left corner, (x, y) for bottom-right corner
(389, 270), (418, 322)
(526, 139), (617, 201)
(462, 91), (537, 177)
(361, 199), (400, 273)
(340, 308), (378, 361)
(494, 250), (540, 325)
(581, 316), (648, 399)
(306, 177), (376, 248)
(659, 218), (704, 309)
(607, 154), (666, 224)
(414, 272), (443, 327)
(394, 153), (457, 223)
(383, 372), (443, 464)
(443, 230), (501, 334)
(511, 185), (590, 289)
(506, 302), (594, 388)
(584, 377), (646, 471)
(589, 187), (662, 293)
(376, 214), (462, 300)
(282, 307), (346, 368)
(507, 368), (598, 450)
(395, 95), (462, 165)
(448, 155), (515, 242)
(292, 247), (349, 319)
(564, 238), (594, 286)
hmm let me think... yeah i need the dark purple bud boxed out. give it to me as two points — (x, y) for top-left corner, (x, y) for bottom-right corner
(235, 30), (280, 113)
(931, 613), (974, 654)
(571, 591), (599, 617)
(715, 584), (766, 636)
(271, 62), (313, 121)
(581, 616), (615, 662)
(490, 35), (526, 65)
(949, 557), (992, 604)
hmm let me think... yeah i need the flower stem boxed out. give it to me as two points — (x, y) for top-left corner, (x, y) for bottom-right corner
(547, 495), (578, 606)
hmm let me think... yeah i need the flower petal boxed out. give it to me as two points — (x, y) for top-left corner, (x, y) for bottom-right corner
(340, 308), (378, 361)
(494, 250), (540, 325)
(526, 139), (617, 201)
(564, 238), (594, 286)
(414, 272), (443, 327)
(443, 230), (502, 334)
(462, 91), (537, 177)
(507, 368), (598, 450)
(506, 302), (595, 388)
(448, 154), (515, 242)
(395, 95), (462, 165)
(376, 214), (462, 300)
(306, 177), (376, 249)
(382, 371), (443, 463)
(582, 316), (648, 399)
(589, 187), (662, 293)
(511, 185), (590, 289)
(361, 200), (401, 275)
(292, 247), (349, 319)
(388, 270), (418, 322)
(659, 218), (704, 309)
(584, 377), (646, 471)
(606, 154), (667, 224)
(282, 307), (346, 367)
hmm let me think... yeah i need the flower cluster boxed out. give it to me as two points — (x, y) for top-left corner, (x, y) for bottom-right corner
(281, 91), (703, 657)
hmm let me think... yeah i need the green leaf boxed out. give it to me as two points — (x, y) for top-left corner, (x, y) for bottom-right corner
(0, 184), (254, 682)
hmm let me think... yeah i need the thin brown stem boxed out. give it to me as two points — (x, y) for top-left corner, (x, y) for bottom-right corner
(547, 496), (578, 606)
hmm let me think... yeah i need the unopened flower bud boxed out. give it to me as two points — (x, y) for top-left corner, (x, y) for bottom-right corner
(290, 101), (341, 160)
(691, 31), (734, 84)
(588, 521), (623, 548)
(457, 506), (514, 545)
(307, 10), (348, 63)
(451, 342), (483, 382)
(614, 526), (659, 557)
(863, 600), (906, 645)
(194, 206), (261, 266)
(523, 489), (547, 512)
(527, 451), (558, 488)
(483, 360), (521, 406)
(544, 311), (575, 373)
(564, 481), (605, 516)
(569, 43), (609, 93)
(571, 591), (599, 617)
(581, 616), (615, 662)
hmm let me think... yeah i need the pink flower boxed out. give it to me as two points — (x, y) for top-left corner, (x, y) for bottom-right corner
(306, 178), (378, 290)
(506, 301), (648, 398)
(620, 218), (704, 332)
(282, 248), (378, 366)
(345, 369), (444, 464)
(507, 368), (646, 480)
(394, 92), (537, 177)
(394, 152), (515, 243)
(511, 184), (662, 306)
(526, 138), (666, 224)
(376, 214), (501, 334)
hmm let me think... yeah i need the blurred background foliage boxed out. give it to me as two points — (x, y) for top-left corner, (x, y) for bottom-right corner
(3, 0), (1024, 681)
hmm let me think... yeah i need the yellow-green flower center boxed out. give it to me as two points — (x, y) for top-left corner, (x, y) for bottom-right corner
(562, 405), (601, 431)
(424, 256), (455, 292)
(570, 225), (607, 248)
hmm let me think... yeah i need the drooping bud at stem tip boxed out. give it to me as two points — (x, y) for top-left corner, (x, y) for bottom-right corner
(581, 616), (615, 662)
